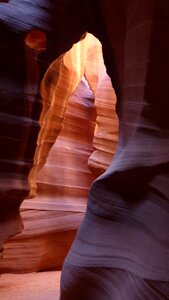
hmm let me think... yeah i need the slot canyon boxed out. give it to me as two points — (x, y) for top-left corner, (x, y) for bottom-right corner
(0, 1), (169, 299)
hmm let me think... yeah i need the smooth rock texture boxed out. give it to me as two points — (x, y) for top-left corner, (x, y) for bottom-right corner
(28, 33), (104, 198)
(0, 271), (61, 300)
(0, 32), (117, 272)
(62, 1), (169, 299)
(0, 32), (118, 273)
(88, 68), (118, 176)
(0, 79), (96, 273)
(1, 1), (169, 299)
(0, 0), (86, 249)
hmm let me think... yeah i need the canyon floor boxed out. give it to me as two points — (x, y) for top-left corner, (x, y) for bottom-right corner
(0, 271), (61, 300)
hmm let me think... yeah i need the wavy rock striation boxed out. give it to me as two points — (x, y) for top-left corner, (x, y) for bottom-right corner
(0, 79), (96, 272)
(0, 1), (169, 298)
(0, 33), (118, 272)
(0, 0), (86, 250)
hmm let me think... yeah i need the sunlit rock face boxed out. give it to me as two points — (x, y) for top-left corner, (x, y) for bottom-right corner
(60, 3), (169, 298)
(0, 34), (118, 273)
(1, 1), (168, 297)
(88, 68), (118, 176)
(33, 79), (96, 214)
(0, 79), (96, 273)
(0, 0), (86, 250)
(0, 0), (118, 262)
(28, 33), (102, 199)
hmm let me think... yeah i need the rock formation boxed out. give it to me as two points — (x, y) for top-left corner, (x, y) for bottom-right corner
(0, 33), (118, 272)
(0, 79), (96, 272)
(88, 68), (118, 176)
(0, 0), (86, 250)
(0, 1), (169, 299)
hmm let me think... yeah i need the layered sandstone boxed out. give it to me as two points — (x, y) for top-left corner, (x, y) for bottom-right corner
(0, 34), (118, 273)
(1, 2), (169, 298)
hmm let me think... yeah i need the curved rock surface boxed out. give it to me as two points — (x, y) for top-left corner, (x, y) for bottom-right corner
(1, 1), (169, 299)
(0, 0), (86, 250)
(60, 3), (169, 299)
(0, 79), (96, 273)
(88, 68), (118, 176)
(0, 33), (118, 272)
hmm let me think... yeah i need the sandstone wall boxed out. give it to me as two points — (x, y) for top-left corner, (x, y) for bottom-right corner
(0, 34), (118, 273)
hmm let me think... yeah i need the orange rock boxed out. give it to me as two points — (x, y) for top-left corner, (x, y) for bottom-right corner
(0, 34), (118, 272)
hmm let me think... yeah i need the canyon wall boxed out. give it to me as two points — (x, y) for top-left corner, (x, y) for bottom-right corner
(0, 34), (118, 273)
(1, 2), (168, 298)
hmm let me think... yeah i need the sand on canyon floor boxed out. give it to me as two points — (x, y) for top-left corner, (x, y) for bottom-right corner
(0, 271), (61, 300)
